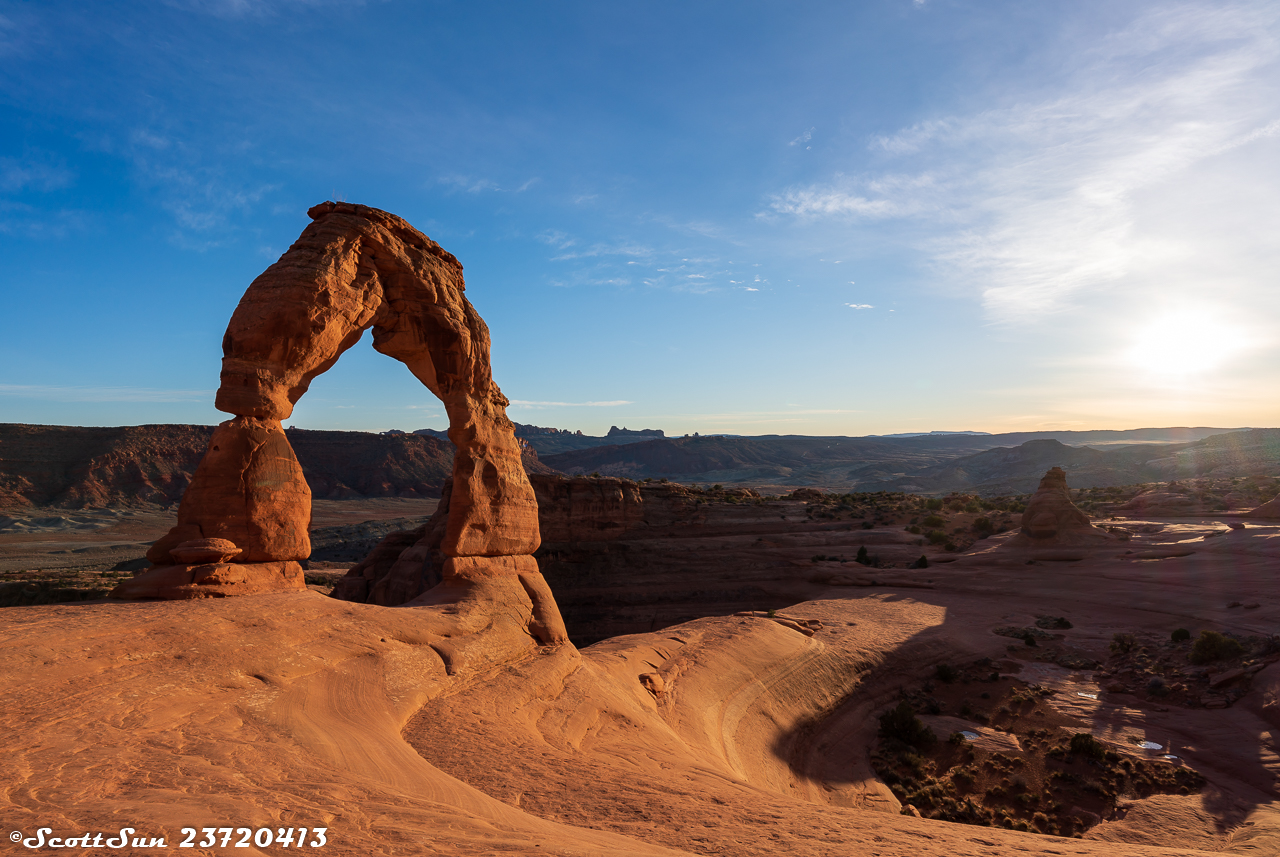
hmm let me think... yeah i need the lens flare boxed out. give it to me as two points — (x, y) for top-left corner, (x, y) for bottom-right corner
(1125, 310), (1248, 378)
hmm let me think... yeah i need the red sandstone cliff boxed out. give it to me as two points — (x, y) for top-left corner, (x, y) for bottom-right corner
(0, 423), (549, 508)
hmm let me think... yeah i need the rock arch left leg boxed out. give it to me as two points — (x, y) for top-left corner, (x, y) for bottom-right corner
(112, 203), (567, 644)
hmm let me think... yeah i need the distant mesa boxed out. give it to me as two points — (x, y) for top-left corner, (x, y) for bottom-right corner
(607, 425), (665, 438)
(875, 430), (993, 438)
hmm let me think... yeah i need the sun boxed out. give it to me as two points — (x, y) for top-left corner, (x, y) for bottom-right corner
(1125, 310), (1249, 378)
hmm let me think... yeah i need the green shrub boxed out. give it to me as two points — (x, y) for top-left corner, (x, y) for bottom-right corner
(1069, 733), (1106, 759)
(879, 701), (937, 750)
(1171, 628), (1191, 643)
(922, 514), (946, 528)
(1190, 630), (1245, 664)
(925, 498), (943, 510)
(856, 546), (870, 565)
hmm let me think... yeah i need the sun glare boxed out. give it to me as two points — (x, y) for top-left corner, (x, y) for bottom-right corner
(1125, 310), (1248, 378)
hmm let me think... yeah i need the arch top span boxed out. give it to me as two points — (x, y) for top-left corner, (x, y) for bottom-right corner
(217, 201), (486, 422)
(113, 202), (567, 646)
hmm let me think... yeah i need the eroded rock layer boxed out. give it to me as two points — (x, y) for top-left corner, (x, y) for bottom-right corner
(1001, 466), (1114, 551)
(113, 203), (565, 642)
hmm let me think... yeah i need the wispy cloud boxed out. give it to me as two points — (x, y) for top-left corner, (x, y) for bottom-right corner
(769, 2), (1280, 324)
(509, 399), (634, 408)
(845, 303), (873, 309)
(164, 0), (361, 19)
(0, 383), (212, 402)
(789, 127), (814, 147)
(0, 157), (74, 193)
(438, 174), (539, 194)
(766, 173), (940, 219)
(550, 241), (653, 262)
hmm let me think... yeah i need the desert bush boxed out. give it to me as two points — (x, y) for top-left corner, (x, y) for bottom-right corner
(879, 701), (937, 750)
(925, 498), (943, 510)
(909, 555), (929, 569)
(1147, 677), (1169, 697)
(1110, 633), (1136, 654)
(926, 530), (948, 545)
(922, 514), (946, 528)
(1069, 733), (1106, 760)
(935, 663), (959, 683)
(972, 516), (995, 533)
(1171, 628), (1191, 643)
(1190, 630), (1245, 664)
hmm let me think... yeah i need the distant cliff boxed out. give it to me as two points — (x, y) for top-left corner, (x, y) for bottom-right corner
(0, 423), (553, 509)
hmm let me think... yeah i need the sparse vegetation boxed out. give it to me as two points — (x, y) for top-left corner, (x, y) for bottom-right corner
(872, 661), (1204, 837)
(1069, 733), (1106, 760)
(1110, 633), (1136, 654)
(879, 701), (937, 750)
(1190, 630), (1245, 664)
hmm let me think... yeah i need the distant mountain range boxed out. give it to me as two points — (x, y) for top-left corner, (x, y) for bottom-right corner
(410, 423), (668, 455)
(873, 430), (994, 438)
(537, 426), (1276, 494)
(4, 422), (1275, 509)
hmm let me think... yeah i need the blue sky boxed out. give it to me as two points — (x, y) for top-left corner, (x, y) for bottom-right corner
(2, 0), (1278, 436)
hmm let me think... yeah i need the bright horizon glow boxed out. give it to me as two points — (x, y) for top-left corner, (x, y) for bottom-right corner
(1, 2), (1279, 437)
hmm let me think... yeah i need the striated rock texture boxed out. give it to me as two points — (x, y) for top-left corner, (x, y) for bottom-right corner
(114, 202), (565, 639)
(0, 422), (459, 508)
(144, 417), (312, 566)
(1002, 467), (1113, 550)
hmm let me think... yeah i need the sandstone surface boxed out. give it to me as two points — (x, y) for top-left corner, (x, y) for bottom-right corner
(1242, 493), (1280, 519)
(1116, 488), (1214, 517)
(6, 518), (1280, 855)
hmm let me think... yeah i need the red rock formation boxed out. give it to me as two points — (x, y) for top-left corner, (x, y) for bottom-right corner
(1002, 467), (1113, 549)
(143, 416), (311, 566)
(113, 202), (567, 643)
(1242, 494), (1280, 519)
(1115, 488), (1203, 517)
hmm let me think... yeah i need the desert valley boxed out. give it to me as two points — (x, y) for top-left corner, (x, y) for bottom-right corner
(5, 4), (1280, 855)
(2, 202), (1279, 857)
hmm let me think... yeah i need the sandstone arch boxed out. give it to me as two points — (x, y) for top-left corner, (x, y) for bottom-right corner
(111, 202), (567, 644)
